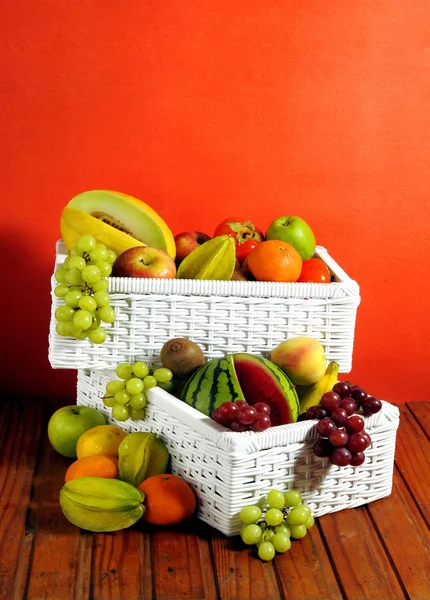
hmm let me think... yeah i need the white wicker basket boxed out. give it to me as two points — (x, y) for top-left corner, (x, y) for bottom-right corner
(77, 368), (399, 537)
(49, 240), (360, 372)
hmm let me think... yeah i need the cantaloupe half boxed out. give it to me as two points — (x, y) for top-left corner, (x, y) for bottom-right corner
(60, 190), (176, 259)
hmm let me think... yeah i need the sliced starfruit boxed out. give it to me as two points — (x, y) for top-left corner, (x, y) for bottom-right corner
(177, 235), (236, 280)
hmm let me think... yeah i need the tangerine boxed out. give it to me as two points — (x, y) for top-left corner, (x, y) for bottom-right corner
(247, 240), (302, 282)
(138, 474), (197, 525)
(65, 454), (119, 483)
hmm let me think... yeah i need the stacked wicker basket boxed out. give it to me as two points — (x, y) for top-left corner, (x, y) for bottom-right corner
(49, 240), (399, 536)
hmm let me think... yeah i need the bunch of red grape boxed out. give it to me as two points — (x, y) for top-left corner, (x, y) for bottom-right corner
(306, 382), (382, 467)
(212, 401), (271, 432)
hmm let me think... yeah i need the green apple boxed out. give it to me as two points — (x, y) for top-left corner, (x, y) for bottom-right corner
(47, 405), (107, 458)
(265, 216), (316, 260)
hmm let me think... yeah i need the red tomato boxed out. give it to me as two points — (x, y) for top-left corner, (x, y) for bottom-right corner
(214, 218), (264, 264)
(297, 258), (331, 283)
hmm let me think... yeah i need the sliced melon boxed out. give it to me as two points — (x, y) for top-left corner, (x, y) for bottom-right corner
(60, 190), (176, 258)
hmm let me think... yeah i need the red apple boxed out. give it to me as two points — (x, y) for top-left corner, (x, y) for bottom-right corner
(174, 231), (212, 264)
(112, 246), (177, 278)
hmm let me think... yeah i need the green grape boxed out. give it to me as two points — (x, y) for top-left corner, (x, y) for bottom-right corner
(239, 505), (262, 525)
(106, 249), (116, 264)
(289, 524), (307, 539)
(152, 368), (173, 383)
(111, 403), (130, 421)
(265, 508), (284, 527)
(114, 390), (131, 405)
(98, 305), (116, 323)
(65, 269), (84, 286)
(55, 305), (75, 322)
(69, 247), (84, 258)
(95, 261), (112, 277)
(73, 309), (93, 330)
(258, 542), (275, 562)
(240, 524), (262, 545)
(103, 395), (116, 408)
(267, 490), (285, 510)
(82, 265), (101, 284)
(157, 381), (176, 394)
(64, 290), (83, 307)
(89, 245), (108, 262)
(143, 375), (157, 390)
(78, 295), (97, 312)
(272, 533), (291, 553)
(94, 290), (110, 307)
(68, 256), (86, 271)
(106, 380), (126, 394)
(274, 522), (291, 537)
(77, 234), (96, 252)
(132, 361), (149, 378)
(56, 322), (73, 337)
(129, 407), (145, 420)
(54, 284), (69, 298)
(305, 514), (315, 529)
(129, 392), (147, 409)
(88, 315), (101, 330)
(126, 377), (144, 395)
(63, 256), (71, 268)
(55, 267), (68, 283)
(91, 279), (109, 292)
(73, 329), (88, 340)
(116, 363), (133, 379)
(87, 327), (107, 344)
(284, 490), (302, 507)
(286, 505), (311, 526)
(258, 529), (274, 545)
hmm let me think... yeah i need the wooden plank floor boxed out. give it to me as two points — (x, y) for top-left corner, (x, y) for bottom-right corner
(1, 397), (429, 600)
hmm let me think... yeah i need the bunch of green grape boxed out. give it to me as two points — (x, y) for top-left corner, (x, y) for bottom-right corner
(53, 234), (116, 344)
(103, 361), (174, 422)
(239, 489), (315, 561)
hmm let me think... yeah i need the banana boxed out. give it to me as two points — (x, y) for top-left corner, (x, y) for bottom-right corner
(297, 361), (339, 415)
(59, 477), (145, 532)
(118, 432), (169, 487)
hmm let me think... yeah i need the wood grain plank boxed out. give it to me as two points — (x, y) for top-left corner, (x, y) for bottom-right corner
(395, 405), (430, 524)
(407, 401), (430, 437)
(274, 526), (343, 600)
(91, 529), (152, 600)
(0, 398), (47, 600)
(150, 519), (218, 600)
(210, 530), (282, 600)
(368, 467), (430, 600)
(318, 506), (406, 600)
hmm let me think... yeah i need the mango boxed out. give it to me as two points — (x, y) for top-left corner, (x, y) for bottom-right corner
(59, 476), (145, 532)
(268, 336), (326, 386)
(60, 190), (176, 259)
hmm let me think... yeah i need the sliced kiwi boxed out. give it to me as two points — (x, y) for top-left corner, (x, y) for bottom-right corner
(160, 338), (206, 380)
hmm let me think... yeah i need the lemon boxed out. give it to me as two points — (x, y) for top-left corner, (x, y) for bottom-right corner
(76, 425), (127, 459)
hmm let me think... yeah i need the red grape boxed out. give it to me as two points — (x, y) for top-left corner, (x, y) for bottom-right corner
(361, 431), (372, 448)
(218, 402), (239, 423)
(362, 397), (382, 415)
(234, 400), (248, 409)
(313, 438), (333, 457)
(350, 387), (368, 405)
(316, 418), (337, 437)
(237, 406), (258, 425)
(350, 452), (366, 466)
(345, 414), (365, 433)
(329, 429), (349, 447)
(230, 421), (249, 432)
(251, 414), (271, 431)
(332, 381), (351, 398)
(330, 448), (352, 466)
(339, 398), (357, 415)
(320, 391), (342, 411)
(212, 407), (231, 426)
(347, 432), (368, 453)
(331, 407), (348, 426)
(252, 402), (271, 416)
(307, 406), (328, 420)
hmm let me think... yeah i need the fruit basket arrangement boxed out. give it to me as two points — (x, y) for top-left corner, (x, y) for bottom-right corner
(47, 190), (399, 551)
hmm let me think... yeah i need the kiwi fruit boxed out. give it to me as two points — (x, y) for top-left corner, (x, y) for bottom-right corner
(160, 338), (206, 380)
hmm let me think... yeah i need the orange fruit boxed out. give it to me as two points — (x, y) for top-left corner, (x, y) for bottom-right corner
(76, 424), (127, 459)
(247, 240), (302, 282)
(138, 474), (197, 525)
(65, 454), (119, 483)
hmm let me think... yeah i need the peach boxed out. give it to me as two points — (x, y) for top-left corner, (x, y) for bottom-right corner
(268, 337), (326, 385)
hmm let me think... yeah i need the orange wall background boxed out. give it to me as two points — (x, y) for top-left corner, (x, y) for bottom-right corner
(2, 1), (429, 404)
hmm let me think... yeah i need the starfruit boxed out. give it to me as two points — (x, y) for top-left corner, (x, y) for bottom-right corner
(176, 235), (236, 280)
(118, 432), (170, 487)
(59, 476), (145, 532)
